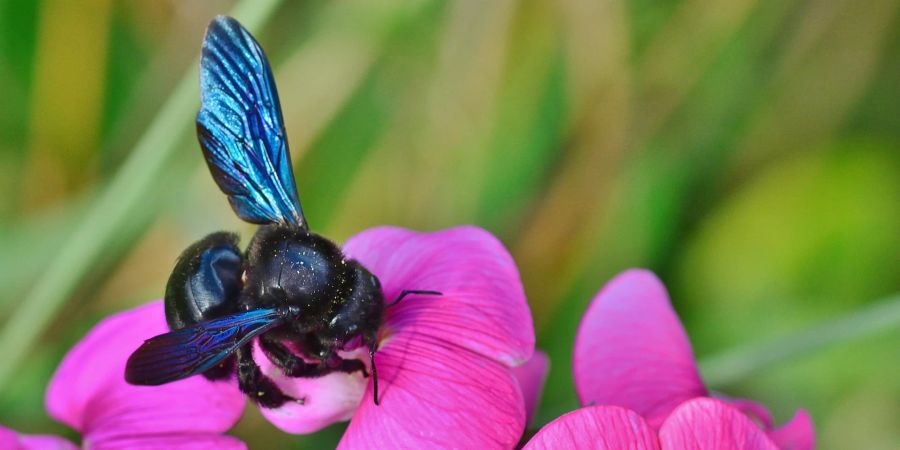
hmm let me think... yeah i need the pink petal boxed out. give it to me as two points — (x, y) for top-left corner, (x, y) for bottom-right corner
(342, 226), (534, 366)
(45, 301), (246, 444)
(255, 342), (367, 434)
(522, 406), (659, 450)
(768, 409), (815, 450)
(573, 269), (707, 428)
(513, 350), (550, 425)
(659, 398), (779, 450)
(337, 332), (526, 449)
(0, 426), (78, 450)
(87, 434), (247, 450)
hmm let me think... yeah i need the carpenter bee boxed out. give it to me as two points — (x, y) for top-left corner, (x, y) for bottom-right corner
(125, 16), (439, 407)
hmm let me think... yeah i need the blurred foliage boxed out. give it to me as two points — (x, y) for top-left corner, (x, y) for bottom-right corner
(0, 0), (898, 449)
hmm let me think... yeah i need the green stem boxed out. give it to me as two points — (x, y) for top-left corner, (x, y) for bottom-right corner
(0, 0), (283, 388)
(699, 293), (900, 386)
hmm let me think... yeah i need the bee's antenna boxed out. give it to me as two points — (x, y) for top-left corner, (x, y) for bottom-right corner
(387, 290), (442, 307)
(369, 343), (380, 406)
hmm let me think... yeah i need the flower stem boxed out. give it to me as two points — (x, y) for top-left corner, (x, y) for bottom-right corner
(699, 293), (900, 386)
(0, 0), (284, 388)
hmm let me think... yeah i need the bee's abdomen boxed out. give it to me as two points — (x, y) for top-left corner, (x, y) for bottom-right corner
(164, 232), (243, 329)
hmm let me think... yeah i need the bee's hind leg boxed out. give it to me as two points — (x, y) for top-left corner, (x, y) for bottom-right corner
(236, 344), (301, 408)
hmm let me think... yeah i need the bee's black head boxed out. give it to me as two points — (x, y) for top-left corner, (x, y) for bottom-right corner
(322, 262), (385, 347)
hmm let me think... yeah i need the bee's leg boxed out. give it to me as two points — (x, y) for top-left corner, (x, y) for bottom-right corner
(203, 355), (236, 381)
(365, 332), (381, 406)
(236, 344), (300, 408)
(259, 334), (367, 377)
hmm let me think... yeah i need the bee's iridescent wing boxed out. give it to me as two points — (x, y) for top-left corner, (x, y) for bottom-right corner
(196, 16), (306, 228)
(125, 308), (284, 385)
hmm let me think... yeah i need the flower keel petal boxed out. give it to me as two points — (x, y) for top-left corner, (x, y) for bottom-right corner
(255, 342), (366, 434)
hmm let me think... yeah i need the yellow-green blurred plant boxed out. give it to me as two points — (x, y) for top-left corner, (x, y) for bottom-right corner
(0, 0), (898, 448)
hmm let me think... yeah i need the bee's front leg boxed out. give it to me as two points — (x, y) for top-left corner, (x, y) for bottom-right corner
(259, 334), (367, 378)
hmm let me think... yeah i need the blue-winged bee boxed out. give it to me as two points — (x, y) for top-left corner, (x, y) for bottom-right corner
(125, 16), (439, 407)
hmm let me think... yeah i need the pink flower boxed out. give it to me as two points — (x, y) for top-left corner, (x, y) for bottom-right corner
(523, 398), (787, 450)
(5, 226), (535, 449)
(1, 302), (246, 450)
(566, 269), (814, 449)
(252, 226), (536, 448)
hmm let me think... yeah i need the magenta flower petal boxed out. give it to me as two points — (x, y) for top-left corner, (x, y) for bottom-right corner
(45, 301), (245, 444)
(573, 269), (707, 428)
(659, 398), (778, 450)
(255, 343), (366, 434)
(0, 426), (78, 450)
(513, 350), (550, 425)
(0, 427), (13, 447)
(768, 409), (815, 450)
(342, 226), (535, 366)
(522, 406), (659, 450)
(330, 226), (534, 448)
(337, 334), (526, 449)
(92, 434), (247, 450)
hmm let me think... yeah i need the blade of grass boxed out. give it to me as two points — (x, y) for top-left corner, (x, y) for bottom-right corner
(731, 0), (899, 172)
(22, 0), (113, 206)
(327, 0), (516, 231)
(699, 293), (900, 386)
(276, 0), (440, 231)
(512, 0), (631, 331)
(407, 0), (517, 224)
(0, 194), (88, 312)
(634, 0), (763, 142)
(0, 0), (284, 388)
(474, 0), (566, 231)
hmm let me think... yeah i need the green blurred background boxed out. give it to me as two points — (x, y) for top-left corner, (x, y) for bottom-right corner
(1, 0), (898, 448)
